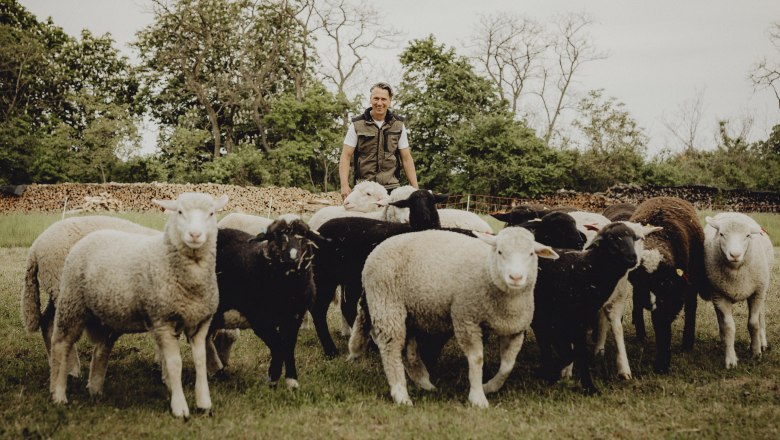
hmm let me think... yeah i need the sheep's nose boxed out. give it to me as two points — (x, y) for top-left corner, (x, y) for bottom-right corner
(729, 252), (742, 261)
(508, 273), (525, 284)
(189, 231), (202, 241)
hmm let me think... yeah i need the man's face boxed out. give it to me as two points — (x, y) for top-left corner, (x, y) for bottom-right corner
(370, 87), (391, 120)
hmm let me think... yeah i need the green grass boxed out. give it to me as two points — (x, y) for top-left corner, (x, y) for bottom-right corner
(2, 212), (780, 438)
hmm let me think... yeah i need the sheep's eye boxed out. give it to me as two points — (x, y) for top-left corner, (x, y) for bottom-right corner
(177, 210), (183, 215)
(497, 250), (503, 255)
(210, 211), (214, 217)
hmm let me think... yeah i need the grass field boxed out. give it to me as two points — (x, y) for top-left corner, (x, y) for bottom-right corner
(1, 211), (779, 438)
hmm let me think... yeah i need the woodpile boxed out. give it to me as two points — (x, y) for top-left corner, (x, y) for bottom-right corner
(0, 183), (342, 215)
(2, 182), (780, 215)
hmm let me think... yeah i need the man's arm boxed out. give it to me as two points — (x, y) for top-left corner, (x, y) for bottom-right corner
(338, 144), (356, 199)
(399, 148), (418, 188)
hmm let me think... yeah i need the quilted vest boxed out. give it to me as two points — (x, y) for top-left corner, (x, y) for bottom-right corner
(351, 108), (405, 189)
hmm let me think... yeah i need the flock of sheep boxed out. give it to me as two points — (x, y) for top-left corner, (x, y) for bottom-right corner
(18, 181), (775, 417)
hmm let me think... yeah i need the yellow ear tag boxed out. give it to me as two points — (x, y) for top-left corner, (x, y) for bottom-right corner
(676, 268), (684, 277)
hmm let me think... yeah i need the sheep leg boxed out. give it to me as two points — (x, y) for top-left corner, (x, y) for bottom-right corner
(593, 308), (610, 357)
(454, 322), (489, 408)
(573, 328), (599, 395)
(631, 284), (649, 342)
(153, 327), (189, 419)
(681, 290), (698, 351)
(403, 337), (435, 391)
(713, 296), (737, 368)
(188, 319), (213, 412)
(373, 308), (412, 406)
(651, 311), (673, 374)
(250, 322), (285, 385)
(759, 301), (768, 351)
(215, 329), (240, 368)
(49, 322), (83, 404)
(347, 296), (372, 360)
(86, 331), (117, 396)
(205, 331), (224, 376)
(610, 313), (632, 380)
(311, 279), (339, 358)
(483, 332), (525, 394)
(416, 331), (450, 375)
(747, 294), (764, 358)
(280, 316), (303, 389)
(340, 281), (362, 328)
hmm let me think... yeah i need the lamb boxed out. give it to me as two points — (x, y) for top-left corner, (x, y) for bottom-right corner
(311, 189), (476, 357)
(628, 196), (708, 374)
(307, 181), (389, 230)
(602, 203), (637, 222)
(703, 212), (774, 369)
(217, 212), (274, 235)
(531, 222), (650, 394)
(348, 227), (558, 407)
(206, 217), (325, 387)
(21, 216), (160, 376)
(49, 192), (228, 419)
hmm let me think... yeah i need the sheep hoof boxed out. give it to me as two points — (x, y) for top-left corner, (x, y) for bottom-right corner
(285, 378), (299, 390)
(266, 377), (279, 387)
(618, 372), (632, 381)
(346, 353), (360, 362)
(468, 392), (489, 409)
(193, 407), (212, 417)
(51, 393), (68, 405)
(583, 386), (601, 396)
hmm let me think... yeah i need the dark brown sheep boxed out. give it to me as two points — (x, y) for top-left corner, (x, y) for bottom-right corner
(628, 196), (709, 374)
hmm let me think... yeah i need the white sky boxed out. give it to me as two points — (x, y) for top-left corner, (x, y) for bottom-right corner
(19, 0), (780, 156)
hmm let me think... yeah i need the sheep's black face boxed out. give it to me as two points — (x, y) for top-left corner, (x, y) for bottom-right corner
(589, 223), (639, 269)
(391, 190), (441, 230)
(261, 219), (319, 274)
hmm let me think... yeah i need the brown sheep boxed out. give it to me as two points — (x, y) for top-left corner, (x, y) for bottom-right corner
(628, 196), (709, 374)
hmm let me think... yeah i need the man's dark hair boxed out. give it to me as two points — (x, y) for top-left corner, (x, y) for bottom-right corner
(370, 82), (393, 98)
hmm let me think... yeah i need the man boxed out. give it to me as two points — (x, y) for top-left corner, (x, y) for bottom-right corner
(338, 82), (418, 199)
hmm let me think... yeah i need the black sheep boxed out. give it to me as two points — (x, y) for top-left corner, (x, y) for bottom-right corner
(208, 218), (325, 387)
(628, 197), (708, 374)
(491, 204), (577, 226)
(531, 222), (642, 394)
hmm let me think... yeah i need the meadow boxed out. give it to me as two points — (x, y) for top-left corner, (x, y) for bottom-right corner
(1, 211), (779, 439)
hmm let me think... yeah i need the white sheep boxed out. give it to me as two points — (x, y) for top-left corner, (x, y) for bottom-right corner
(704, 212), (774, 369)
(218, 212), (274, 235)
(21, 216), (160, 376)
(348, 227), (558, 407)
(308, 181), (389, 230)
(49, 192), (228, 419)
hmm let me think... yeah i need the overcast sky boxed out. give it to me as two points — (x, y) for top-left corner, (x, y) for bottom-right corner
(19, 0), (780, 156)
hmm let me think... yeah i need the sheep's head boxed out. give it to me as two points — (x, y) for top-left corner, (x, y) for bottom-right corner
(706, 215), (762, 268)
(586, 222), (653, 271)
(343, 181), (389, 212)
(387, 189), (445, 231)
(154, 192), (229, 250)
(477, 227), (558, 291)
(381, 185), (417, 223)
(521, 211), (586, 250)
(252, 217), (327, 273)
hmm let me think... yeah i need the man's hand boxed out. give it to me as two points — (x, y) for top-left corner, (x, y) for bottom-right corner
(340, 185), (351, 200)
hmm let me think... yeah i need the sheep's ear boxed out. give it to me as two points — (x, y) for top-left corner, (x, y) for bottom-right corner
(214, 194), (229, 211)
(474, 231), (497, 247)
(491, 212), (511, 222)
(248, 228), (268, 243)
(304, 229), (331, 247)
(584, 223), (600, 232)
(390, 198), (411, 208)
(750, 224), (762, 235)
(375, 197), (390, 207)
(153, 198), (178, 212)
(705, 216), (719, 230)
(433, 193), (449, 204)
(534, 243), (559, 260)
(577, 231), (587, 245)
(641, 225), (663, 236)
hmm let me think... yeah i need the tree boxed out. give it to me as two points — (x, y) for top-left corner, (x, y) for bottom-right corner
(398, 35), (505, 190)
(470, 13), (546, 116)
(536, 13), (606, 146)
(449, 113), (570, 197)
(570, 89), (648, 192)
(751, 21), (780, 110)
(662, 87), (706, 153)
